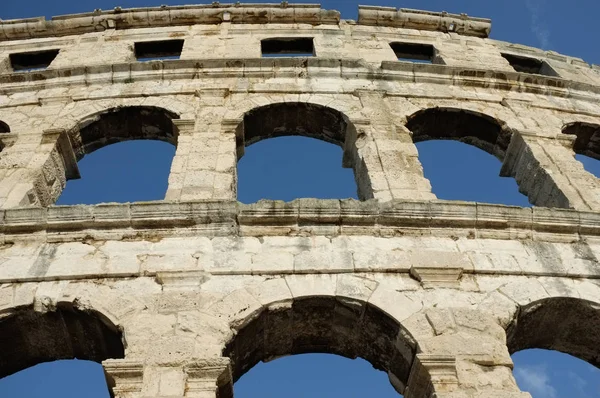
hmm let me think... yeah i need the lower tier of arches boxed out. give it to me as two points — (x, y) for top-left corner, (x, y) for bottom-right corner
(0, 274), (600, 397)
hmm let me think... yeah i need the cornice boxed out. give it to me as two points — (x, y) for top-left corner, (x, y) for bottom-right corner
(0, 58), (598, 104)
(0, 199), (597, 243)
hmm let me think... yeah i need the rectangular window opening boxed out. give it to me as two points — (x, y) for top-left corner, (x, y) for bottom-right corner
(134, 40), (184, 61)
(390, 42), (435, 64)
(261, 38), (315, 57)
(501, 53), (557, 76)
(10, 49), (60, 72)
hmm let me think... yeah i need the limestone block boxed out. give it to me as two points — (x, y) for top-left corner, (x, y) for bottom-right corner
(468, 253), (518, 274)
(139, 337), (197, 365)
(455, 361), (520, 392)
(420, 331), (513, 367)
(476, 291), (519, 328)
(41, 242), (114, 279)
(284, 274), (338, 298)
(425, 309), (455, 336)
(125, 313), (177, 349)
(245, 277), (292, 307)
(352, 248), (410, 272)
(335, 274), (378, 302)
(0, 285), (12, 310)
(205, 287), (262, 329)
(293, 248), (353, 273)
(158, 367), (186, 396)
(498, 280), (549, 306)
(368, 284), (422, 323)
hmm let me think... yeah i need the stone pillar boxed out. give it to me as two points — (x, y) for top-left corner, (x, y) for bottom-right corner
(405, 309), (532, 398)
(165, 90), (237, 202)
(354, 90), (436, 201)
(103, 358), (232, 398)
(343, 118), (395, 201)
(0, 129), (79, 209)
(501, 131), (600, 210)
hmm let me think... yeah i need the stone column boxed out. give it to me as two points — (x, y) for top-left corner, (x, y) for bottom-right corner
(103, 358), (232, 398)
(0, 129), (79, 209)
(405, 309), (531, 398)
(165, 89), (237, 202)
(354, 90), (436, 201)
(501, 131), (600, 210)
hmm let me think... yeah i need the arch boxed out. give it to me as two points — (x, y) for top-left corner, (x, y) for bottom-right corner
(507, 297), (600, 368)
(405, 107), (512, 159)
(236, 102), (351, 151)
(562, 122), (600, 161)
(0, 120), (10, 133)
(0, 302), (124, 379)
(68, 106), (180, 160)
(234, 101), (372, 200)
(224, 296), (415, 395)
(211, 277), (423, 395)
(224, 94), (363, 123)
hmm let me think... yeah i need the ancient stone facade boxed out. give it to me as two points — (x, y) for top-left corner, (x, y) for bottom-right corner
(1, 3), (600, 397)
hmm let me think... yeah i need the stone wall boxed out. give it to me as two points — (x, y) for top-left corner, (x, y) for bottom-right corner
(1, 4), (600, 398)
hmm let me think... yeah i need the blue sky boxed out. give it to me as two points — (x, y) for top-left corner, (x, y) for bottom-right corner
(1, 0), (600, 397)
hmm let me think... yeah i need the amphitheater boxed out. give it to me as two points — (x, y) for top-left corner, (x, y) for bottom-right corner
(1, 2), (600, 397)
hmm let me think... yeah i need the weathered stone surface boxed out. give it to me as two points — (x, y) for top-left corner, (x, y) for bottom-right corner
(2, 3), (600, 398)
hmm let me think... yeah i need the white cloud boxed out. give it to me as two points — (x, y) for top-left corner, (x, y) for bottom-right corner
(514, 365), (558, 398)
(525, 0), (552, 49)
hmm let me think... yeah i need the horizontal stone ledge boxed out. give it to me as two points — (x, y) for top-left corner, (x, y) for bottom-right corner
(0, 199), (598, 240)
(0, 58), (597, 101)
(0, 4), (341, 41)
(3, 266), (600, 285)
(0, 271), (143, 285)
(0, 3), (494, 42)
(1, 201), (239, 233)
(357, 6), (491, 38)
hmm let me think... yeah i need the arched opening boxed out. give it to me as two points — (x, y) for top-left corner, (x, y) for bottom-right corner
(235, 103), (368, 201)
(237, 136), (357, 203)
(513, 349), (600, 398)
(0, 303), (124, 397)
(406, 108), (511, 159)
(563, 122), (600, 161)
(235, 354), (401, 397)
(508, 297), (600, 397)
(406, 108), (529, 206)
(70, 106), (179, 159)
(0, 120), (10, 133)
(563, 122), (600, 177)
(224, 296), (415, 397)
(0, 360), (111, 398)
(58, 106), (179, 205)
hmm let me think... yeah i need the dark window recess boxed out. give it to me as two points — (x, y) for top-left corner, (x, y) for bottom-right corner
(261, 38), (315, 57)
(134, 40), (184, 61)
(501, 53), (558, 76)
(390, 42), (435, 63)
(10, 49), (59, 72)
